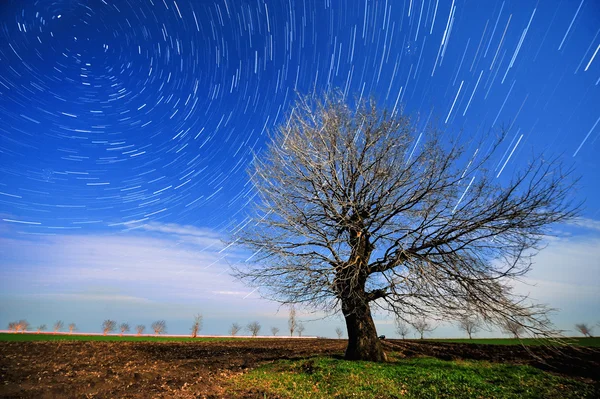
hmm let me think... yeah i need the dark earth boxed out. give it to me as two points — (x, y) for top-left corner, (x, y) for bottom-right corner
(1, 338), (598, 398)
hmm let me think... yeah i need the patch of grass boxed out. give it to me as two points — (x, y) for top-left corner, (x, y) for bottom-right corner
(0, 333), (239, 342)
(429, 337), (600, 347)
(229, 356), (595, 398)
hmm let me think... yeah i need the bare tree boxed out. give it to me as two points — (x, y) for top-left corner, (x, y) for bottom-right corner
(413, 319), (435, 339)
(246, 321), (261, 337)
(102, 320), (117, 336)
(458, 315), (481, 339)
(36, 324), (47, 334)
(575, 323), (593, 338)
(395, 319), (410, 339)
(288, 307), (297, 337)
(15, 320), (30, 333)
(68, 323), (77, 334)
(503, 320), (525, 338)
(151, 320), (167, 335)
(232, 93), (578, 361)
(191, 314), (203, 338)
(53, 320), (64, 335)
(271, 326), (280, 336)
(229, 322), (242, 336)
(8, 322), (17, 332)
(136, 325), (146, 336)
(297, 323), (306, 337)
(119, 323), (130, 336)
(335, 327), (344, 339)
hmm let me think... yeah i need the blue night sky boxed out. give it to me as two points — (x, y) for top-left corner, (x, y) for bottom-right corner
(0, 0), (599, 338)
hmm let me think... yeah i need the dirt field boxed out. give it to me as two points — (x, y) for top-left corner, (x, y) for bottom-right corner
(1, 338), (598, 398)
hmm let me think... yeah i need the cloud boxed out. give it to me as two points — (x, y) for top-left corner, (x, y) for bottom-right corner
(0, 225), (248, 302)
(567, 217), (600, 232)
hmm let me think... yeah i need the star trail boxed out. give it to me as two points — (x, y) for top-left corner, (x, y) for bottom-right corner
(1, 0), (598, 233)
(0, 1), (599, 335)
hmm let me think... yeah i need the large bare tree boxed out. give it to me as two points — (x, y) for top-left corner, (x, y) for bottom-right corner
(233, 93), (578, 361)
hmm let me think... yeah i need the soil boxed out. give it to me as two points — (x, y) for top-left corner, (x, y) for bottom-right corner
(1, 338), (598, 398)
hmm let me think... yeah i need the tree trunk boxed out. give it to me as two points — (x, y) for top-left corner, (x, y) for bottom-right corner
(342, 295), (386, 362)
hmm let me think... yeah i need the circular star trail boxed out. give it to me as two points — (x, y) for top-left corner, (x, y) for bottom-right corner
(0, 0), (598, 235)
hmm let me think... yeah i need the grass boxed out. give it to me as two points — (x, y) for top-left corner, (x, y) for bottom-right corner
(0, 333), (239, 342)
(230, 356), (596, 398)
(429, 337), (600, 347)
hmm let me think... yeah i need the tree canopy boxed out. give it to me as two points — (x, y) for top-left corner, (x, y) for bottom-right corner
(233, 93), (578, 361)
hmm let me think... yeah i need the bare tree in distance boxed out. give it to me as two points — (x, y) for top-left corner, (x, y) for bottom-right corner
(136, 325), (146, 336)
(413, 319), (435, 339)
(119, 323), (130, 336)
(335, 327), (344, 339)
(232, 93), (579, 361)
(271, 326), (280, 336)
(8, 322), (17, 332)
(575, 323), (593, 338)
(68, 323), (77, 334)
(230, 322), (242, 336)
(247, 321), (261, 337)
(102, 320), (117, 336)
(37, 324), (47, 334)
(191, 314), (203, 338)
(395, 319), (410, 339)
(53, 320), (64, 335)
(297, 323), (306, 337)
(288, 307), (297, 337)
(458, 315), (481, 339)
(151, 320), (167, 335)
(15, 320), (30, 333)
(503, 320), (525, 338)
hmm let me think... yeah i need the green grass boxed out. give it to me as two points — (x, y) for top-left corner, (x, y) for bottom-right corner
(429, 337), (600, 347)
(230, 356), (596, 398)
(0, 333), (240, 342)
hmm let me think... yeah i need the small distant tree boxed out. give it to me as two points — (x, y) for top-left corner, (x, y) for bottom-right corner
(191, 314), (203, 338)
(458, 315), (480, 339)
(395, 319), (410, 339)
(503, 320), (525, 338)
(575, 323), (593, 338)
(37, 324), (47, 334)
(151, 320), (167, 335)
(230, 322), (242, 336)
(119, 323), (130, 336)
(297, 323), (306, 337)
(335, 327), (344, 339)
(413, 319), (434, 339)
(271, 326), (280, 336)
(53, 320), (64, 334)
(68, 323), (77, 334)
(15, 320), (30, 333)
(8, 322), (17, 332)
(288, 307), (297, 337)
(136, 325), (146, 336)
(102, 320), (117, 335)
(246, 321), (261, 337)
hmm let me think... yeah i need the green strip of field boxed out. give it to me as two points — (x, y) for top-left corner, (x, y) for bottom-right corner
(428, 337), (600, 347)
(229, 356), (595, 399)
(0, 333), (239, 342)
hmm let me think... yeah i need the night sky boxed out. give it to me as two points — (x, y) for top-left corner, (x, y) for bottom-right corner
(1, 0), (599, 337)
